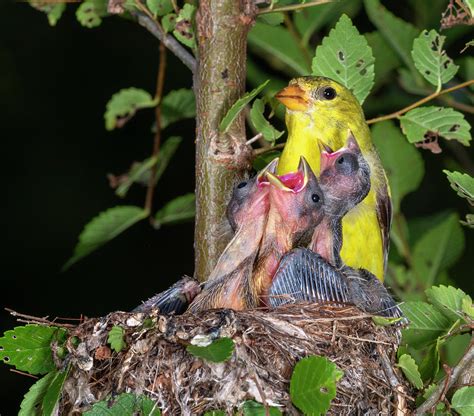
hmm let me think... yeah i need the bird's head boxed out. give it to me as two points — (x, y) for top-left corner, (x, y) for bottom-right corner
(226, 158), (276, 231)
(319, 130), (371, 217)
(275, 76), (363, 123)
(264, 156), (325, 245)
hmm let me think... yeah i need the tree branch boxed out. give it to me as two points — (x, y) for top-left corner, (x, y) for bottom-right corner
(132, 9), (197, 73)
(194, 0), (257, 281)
(367, 80), (474, 125)
(144, 42), (167, 220)
(415, 338), (474, 415)
(258, 0), (335, 14)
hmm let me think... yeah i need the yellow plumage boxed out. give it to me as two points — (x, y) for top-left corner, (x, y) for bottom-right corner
(276, 76), (391, 281)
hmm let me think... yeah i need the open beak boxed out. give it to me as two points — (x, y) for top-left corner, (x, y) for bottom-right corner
(257, 158), (279, 186)
(266, 172), (292, 192)
(275, 84), (310, 111)
(266, 156), (309, 193)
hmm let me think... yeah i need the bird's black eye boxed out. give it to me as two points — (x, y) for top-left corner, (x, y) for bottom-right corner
(237, 181), (247, 189)
(322, 87), (336, 100)
(335, 154), (358, 175)
(311, 193), (320, 203)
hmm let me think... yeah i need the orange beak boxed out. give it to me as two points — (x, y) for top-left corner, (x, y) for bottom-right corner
(275, 84), (310, 111)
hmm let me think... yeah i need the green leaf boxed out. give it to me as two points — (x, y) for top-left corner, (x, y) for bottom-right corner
(115, 137), (182, 198)
(161, 13), (176, 33)
(241, 400), (282, 416)
(108, 326), (126, 353)
(219, 80), (269, 133)
(248, 23), (310, 76)
(365, 31), (401, 88)
(418, 338), (442, 382)
(19, 372), (55, 416)
(161, 88), (195, 129)
(249, 99), (283, 143)
(204, 411), (226, 416)
(312, 14), (374, 104)
(154, 193), (195, 228)
(290, 355), (343, 415)
(64, 206), (148, 269)
(115, 156), (158, 198)
(462, 296), (474, 319)
(154, 136), (183, 183)
(400, 302), (452, 349)
(372, 121), (424, 213)
(443, 170), (474, 203)
(426, 285), (470, 322)
(173, 4), (196, 48)
(146, 0), (173, 17)
(397, 354), (423, 389)
(29, 2), (67, 26)
(105, 88), (158, 131)
(84, 393), (160, 416)
(364, 0), (420, 81)
(186, 337), (234, 363)
(257, 13), (284, 26)
(76, 0), (108, 28)
(452, 387), (474, 416)
(42, 368), (69, 415)
(412, 30), (458, 90)
(253, 150), (281, 171)
(372, 316), (403, 326)
(0, 325), (66, 375)
(412, 212), (465, 286)
(400, 106), (472, 146)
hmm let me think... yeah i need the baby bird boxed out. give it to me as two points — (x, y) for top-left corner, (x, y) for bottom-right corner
(269, 132), (402, 318)
(188, 159), (275, 312)
(251, 156), (325, 306)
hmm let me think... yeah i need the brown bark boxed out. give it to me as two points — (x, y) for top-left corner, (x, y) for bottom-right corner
(194, 1), (257, 281)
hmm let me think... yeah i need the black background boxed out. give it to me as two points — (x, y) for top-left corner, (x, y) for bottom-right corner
(1, 1), (472, 414)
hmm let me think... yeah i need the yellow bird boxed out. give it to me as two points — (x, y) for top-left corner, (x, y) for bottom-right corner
(275, 76), (391, 281)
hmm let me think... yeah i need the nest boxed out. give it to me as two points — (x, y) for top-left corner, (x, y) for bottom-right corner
(59, 304), (414, 415)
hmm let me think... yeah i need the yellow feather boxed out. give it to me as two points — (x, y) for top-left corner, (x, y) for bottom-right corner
(277, 77), (389, 281)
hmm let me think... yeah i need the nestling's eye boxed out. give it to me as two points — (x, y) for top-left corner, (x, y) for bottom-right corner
(322, 87), (336, 100)
(237, 181), (247, 189)
(311, 193), (321, 203)
(335, 154), (359, 175)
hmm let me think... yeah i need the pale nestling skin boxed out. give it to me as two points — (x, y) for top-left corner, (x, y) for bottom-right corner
(311, 131), (371, 267)
(252, 156), (325, 305)
(188, 160), (276, 312)
(275, 76), (391, 281)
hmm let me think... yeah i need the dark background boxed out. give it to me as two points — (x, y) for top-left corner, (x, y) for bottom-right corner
(1, 1), (472, 414)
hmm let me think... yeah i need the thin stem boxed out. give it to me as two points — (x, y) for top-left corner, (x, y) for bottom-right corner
(283, 12), (312, 67)
(144, 43), (167, 219)
(132, 6), (196, 73)
(246, 133), (263, 145)
(416, 338), (474, 415)
(254, 142), (284, 156)
(367, 79), (474, 124)
(258, 0), (335, 14)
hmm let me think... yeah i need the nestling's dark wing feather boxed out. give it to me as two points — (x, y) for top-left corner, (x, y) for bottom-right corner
(132, 277), (201, 314)
(268, 248), (350, 307)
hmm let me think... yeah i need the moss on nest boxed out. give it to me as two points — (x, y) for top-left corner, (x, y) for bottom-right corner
(59, 304), (414, 415)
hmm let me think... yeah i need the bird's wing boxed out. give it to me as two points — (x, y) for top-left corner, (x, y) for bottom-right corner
(268, 248), (350, 307)
(345, 268), (404, 319)
(376, 180), (392, 274)
(132, 277), (201, 315)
